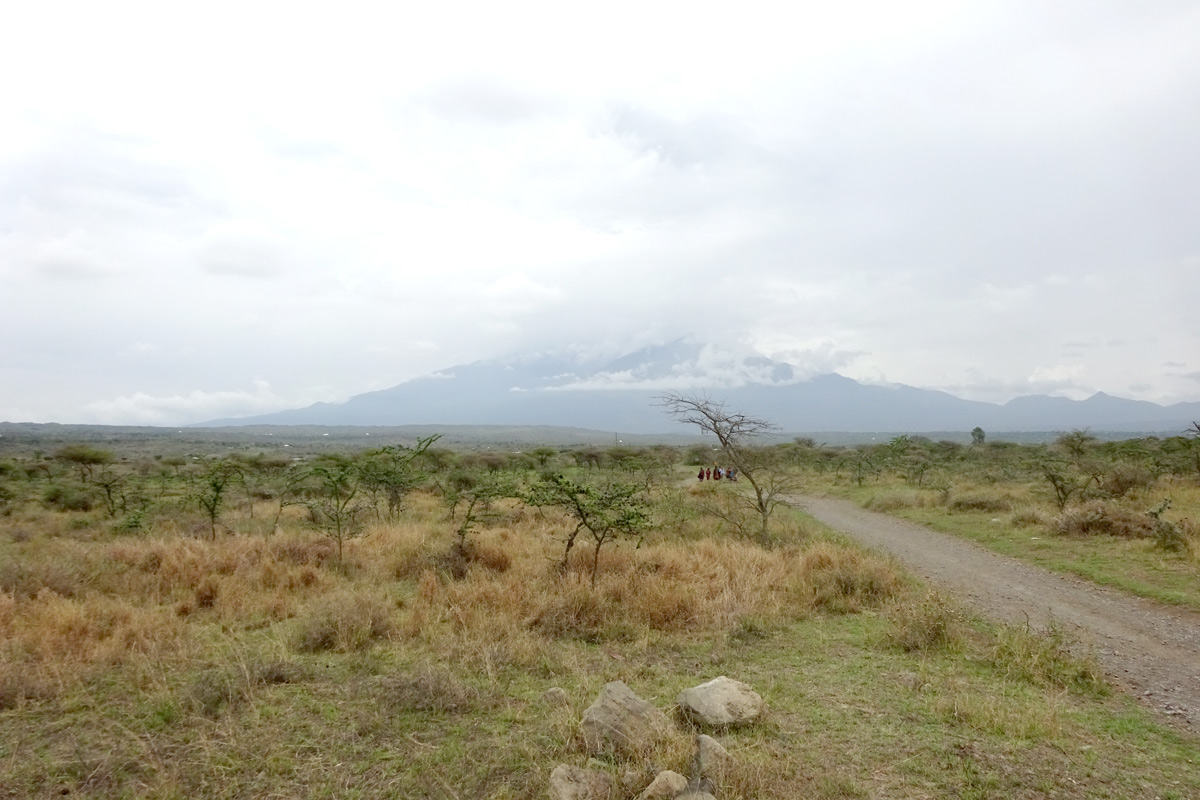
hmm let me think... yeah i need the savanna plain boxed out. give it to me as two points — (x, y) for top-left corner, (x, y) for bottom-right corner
(1, 425), (1199, 799)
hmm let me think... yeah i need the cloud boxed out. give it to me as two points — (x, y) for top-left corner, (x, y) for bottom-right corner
(197, 225), (290, 278)
(418, 82), (557, 125)
(78, 381), (326, 426)
(2, 2), (1200, 422)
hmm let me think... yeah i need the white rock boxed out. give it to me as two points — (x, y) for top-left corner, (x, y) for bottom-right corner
(676, 676), (763, 727)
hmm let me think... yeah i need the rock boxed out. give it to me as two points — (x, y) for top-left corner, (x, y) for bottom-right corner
(677, 676), (763, 727)
(636, 770), (689, 799)
(693, 734), (731, 782)
(543, 687), (570, 707)
(675, 793), (717, 800)
(581, 681), (672, 756)
(549, 764), (613, 800)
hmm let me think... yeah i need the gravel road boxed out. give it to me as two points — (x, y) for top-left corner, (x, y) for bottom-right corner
(793, 494), (1200, 731)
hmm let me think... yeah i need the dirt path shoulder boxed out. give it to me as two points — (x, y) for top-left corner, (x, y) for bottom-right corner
(793, 494), (1200, 731)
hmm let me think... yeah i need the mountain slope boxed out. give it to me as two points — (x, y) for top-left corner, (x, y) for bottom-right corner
(200, 343), (1200, 433)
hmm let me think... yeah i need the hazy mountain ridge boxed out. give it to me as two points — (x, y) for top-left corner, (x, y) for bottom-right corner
(200, 342), (1200, 433)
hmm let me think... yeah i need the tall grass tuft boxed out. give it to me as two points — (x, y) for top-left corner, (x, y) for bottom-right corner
(990, 621), (1108, 696)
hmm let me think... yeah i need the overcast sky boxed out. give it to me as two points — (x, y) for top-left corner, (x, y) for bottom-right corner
(3, 0), (1199, 425)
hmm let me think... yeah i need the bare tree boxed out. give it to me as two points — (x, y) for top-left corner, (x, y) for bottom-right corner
(659, 392), (795, 543)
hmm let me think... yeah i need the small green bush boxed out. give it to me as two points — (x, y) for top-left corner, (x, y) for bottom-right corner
(43, 484), (97, 512)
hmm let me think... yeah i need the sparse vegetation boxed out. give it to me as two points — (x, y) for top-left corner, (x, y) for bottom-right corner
(0, 429), (1198, 798)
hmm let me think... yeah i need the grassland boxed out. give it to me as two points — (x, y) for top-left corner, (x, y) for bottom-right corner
(1, 436), (1199, 798)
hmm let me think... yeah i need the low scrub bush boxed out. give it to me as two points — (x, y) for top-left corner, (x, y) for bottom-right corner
(990, 622), (1107, 696)
(291, 590), (395, 653)
(803, 542), (904, 613)
(884, 589), (963, 652)
(376, 663), (477, 714)
(1053, 500), (1154, 538)
(1100, 464), (1155, 498)
(864, 491), (925, 512)
(1009, 506), (1050, 528)
(948, 491), (1013, 513)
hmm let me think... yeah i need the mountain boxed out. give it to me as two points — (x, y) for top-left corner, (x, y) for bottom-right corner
(199, 341), (1200, 434)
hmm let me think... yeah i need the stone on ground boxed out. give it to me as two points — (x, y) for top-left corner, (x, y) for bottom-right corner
(581, 680), (672, 755)
(635, 769), (689, 799)
(549, 764), (613, 800)
(676, 676), (763, 727)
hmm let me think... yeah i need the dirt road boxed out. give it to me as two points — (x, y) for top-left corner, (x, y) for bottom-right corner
(793, 495), (1200, 731)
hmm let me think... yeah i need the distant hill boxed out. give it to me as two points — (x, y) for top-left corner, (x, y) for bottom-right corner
(199, 340), (1200, 434)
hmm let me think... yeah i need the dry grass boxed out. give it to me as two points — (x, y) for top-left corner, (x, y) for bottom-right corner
(948, 490), (1014, 513)
(1053, 500), (1156, 538)
(883, 589), (965, 653)
(3, 483), (1198, 799)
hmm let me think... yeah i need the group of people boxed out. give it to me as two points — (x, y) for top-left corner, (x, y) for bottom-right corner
(697, 465), (736, 482)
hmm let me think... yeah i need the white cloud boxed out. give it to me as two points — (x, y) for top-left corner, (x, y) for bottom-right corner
(1, 1), (1199, 422)
(78, 381), (331, 426)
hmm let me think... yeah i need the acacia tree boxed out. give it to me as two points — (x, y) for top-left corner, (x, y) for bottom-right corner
(442, 468), (514, 557)
(525, 473), (650, 585)
(659, 392), (796, 544)
(357, 435), (439, 521)
(193, 460), (243, 539)
(56, 445), (114, 483)
(303, 457), (371, 564)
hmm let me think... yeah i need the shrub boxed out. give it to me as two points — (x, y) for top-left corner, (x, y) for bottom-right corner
(884, 590), (963, 652)
(291, 591), (394, 653)
(377, 664), (476, 714)
(43, 484), (97, 512)
(1053, 501), (1154, 538)
(1009, 506), (1049, 528)
(990, 622), (1107, 696)
(864, 492), (921, 512)
(1100, 464), (1155, 498)
(948, 491), (1013, 513)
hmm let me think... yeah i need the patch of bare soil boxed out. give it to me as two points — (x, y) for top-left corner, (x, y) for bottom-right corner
(793, 495), (1200, 731)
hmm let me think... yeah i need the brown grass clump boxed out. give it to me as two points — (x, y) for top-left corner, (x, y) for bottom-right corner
(864, 490), (941, 512)
(1053, 500), (1154, 538)
(376, 663), (478, 714)
(291, 589), (395, 653)
(1009, 505), (1050, 528)
(884, 589), (964, 652)
(990, 622), (1108, 695)
(948, 491), (1013, 513)
(801, 541), (904, 613)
